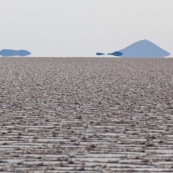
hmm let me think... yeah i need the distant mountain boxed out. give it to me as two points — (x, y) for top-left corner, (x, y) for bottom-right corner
(111, 40), (170, 58)
(0, 49), (31, 57)
(96, 52), (105, 56)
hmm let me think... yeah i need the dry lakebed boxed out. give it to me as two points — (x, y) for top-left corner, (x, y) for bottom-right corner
(0, 57), (173, 173)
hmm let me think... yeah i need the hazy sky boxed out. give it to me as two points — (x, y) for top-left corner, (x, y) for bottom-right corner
(0, 0), (172, 57)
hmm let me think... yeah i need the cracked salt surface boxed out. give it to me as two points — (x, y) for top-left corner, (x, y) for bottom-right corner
(0, 58), (173, 172)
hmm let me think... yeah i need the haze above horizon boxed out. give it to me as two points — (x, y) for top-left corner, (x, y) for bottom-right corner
(0, 0), (172, 57)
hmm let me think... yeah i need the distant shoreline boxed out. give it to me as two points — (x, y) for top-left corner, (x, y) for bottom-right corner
(0, 57), (172, 59)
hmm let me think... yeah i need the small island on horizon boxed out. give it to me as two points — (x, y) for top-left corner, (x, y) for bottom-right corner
(0, 49), (31, 57)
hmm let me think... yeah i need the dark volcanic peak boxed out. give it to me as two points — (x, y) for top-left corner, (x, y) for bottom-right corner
(108, 51), (123, 56)
(96, 52), (105, 56)
(0, 49), (31, 57)
(118, 40), (170, 58)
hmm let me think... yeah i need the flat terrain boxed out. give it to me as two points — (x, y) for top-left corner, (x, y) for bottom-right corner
(0, 57), (173, 173)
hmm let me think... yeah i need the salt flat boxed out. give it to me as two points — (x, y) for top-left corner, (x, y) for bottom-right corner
(0, 57), (173, 173)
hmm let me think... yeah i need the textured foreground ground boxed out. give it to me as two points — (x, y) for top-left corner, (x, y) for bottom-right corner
(0, 58), (173, 173)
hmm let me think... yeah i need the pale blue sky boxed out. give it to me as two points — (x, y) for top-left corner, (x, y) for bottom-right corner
(0, 0), (172, 57)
